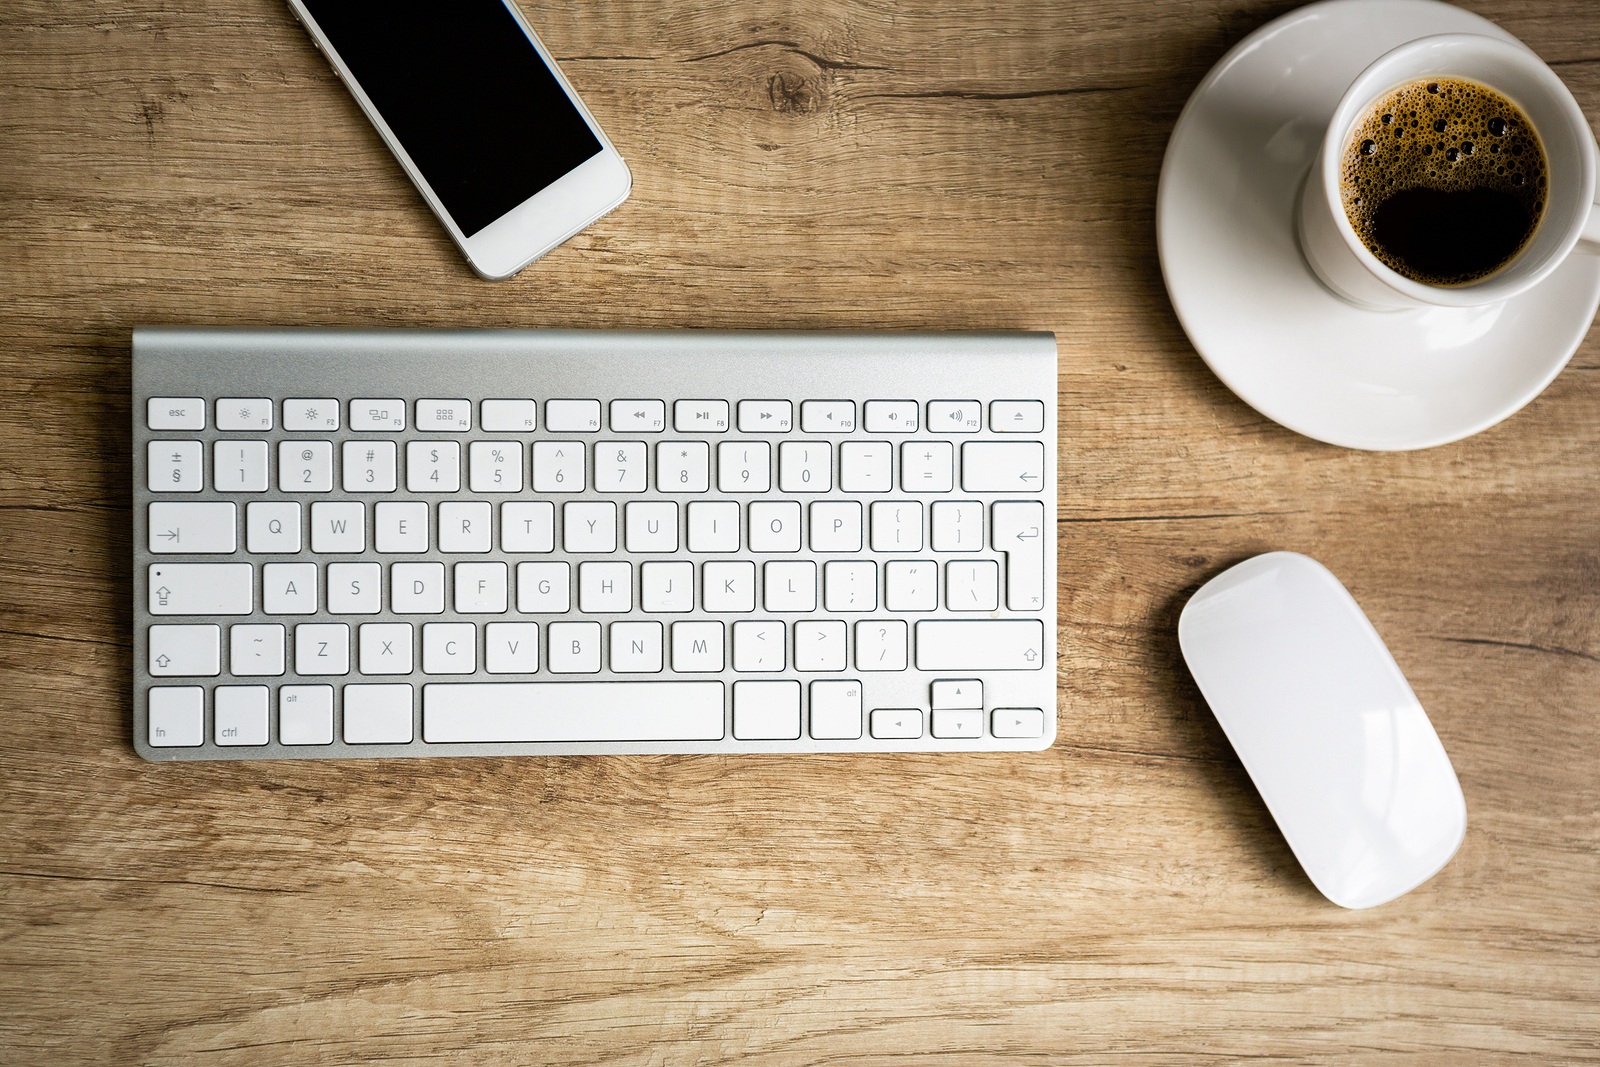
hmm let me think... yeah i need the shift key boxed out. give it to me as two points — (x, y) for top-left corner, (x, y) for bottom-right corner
(149, 563), (254, 615)
(915, 620), (1045, 671)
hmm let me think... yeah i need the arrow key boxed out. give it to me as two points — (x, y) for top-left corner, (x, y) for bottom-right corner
(991, 707), (1045, 739)
(869, 708), (923, 739)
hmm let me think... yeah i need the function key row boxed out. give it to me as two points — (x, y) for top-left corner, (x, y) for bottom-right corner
(147, 398), (1046, 436)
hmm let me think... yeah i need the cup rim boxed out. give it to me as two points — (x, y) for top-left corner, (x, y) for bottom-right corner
(1320, 32), (1598, 307)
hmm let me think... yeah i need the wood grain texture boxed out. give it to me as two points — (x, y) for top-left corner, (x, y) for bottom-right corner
(1, 0), (1597, 1063)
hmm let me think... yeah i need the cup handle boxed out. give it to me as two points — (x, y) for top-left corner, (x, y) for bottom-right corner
(1582, 196), (1600, 254)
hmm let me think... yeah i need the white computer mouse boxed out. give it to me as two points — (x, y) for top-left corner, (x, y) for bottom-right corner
(1177, 551), (1466, 909)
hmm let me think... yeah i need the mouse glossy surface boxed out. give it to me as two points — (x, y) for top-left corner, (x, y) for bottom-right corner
(1178, 552), (1466, 908)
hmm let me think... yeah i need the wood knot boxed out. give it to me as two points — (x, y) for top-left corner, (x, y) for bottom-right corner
(767, 70), (821, 115)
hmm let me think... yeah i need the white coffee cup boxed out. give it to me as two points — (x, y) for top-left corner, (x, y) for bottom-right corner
(1298, 33), (1600, 310)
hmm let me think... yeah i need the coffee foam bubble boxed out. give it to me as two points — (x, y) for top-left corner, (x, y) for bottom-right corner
(1340, 76), (1547, 284)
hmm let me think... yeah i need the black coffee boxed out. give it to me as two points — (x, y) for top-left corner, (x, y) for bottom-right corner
(1340, 77), (1547, 286)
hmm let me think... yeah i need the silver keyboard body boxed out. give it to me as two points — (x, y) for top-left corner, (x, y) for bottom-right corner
(132, 328), (1058, 760)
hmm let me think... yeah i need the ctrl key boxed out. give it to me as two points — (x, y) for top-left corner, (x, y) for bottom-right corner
(148, 686), (204, 747)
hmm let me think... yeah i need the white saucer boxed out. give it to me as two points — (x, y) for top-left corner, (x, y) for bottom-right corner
(1157, 0), (1600, 451)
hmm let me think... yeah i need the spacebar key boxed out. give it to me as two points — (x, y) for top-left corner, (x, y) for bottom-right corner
(423, 682), (726, 743)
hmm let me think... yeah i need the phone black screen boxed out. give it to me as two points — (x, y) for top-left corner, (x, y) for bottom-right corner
(301, 2), (603, 237)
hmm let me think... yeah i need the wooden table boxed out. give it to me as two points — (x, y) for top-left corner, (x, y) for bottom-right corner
(3, 1), (1597, 1062)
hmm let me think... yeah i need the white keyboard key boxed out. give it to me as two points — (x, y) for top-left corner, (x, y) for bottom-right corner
(422, 622), (476, 674)
(295, 623), (350, 675)
(484, 622), (539, 673)
(658, 441), (709, 492)
(532, 441), (584, 492)
(869, 500), (924, 552)
(359, 622), (414, 675)
(148, 562), (252, 615)
(375, 500), (428, 552)
(809, 501), (861, 551)
(351, 400), (406, 432)
(283, 398), (340, 432)
(216, 397), (273, 431)
(863, 400), (919, 433)
(800, 400), (855, 433)
(794, 621), (846, 671)
(885, 560), (938, 611)
(642, 561), (693, 613)
(247, 501), (301, 553)
(702, 561), (756, 612)
(343, 441), (398, 492)
(327, 562), (382, 614)
(779, 441), (831, 492)
(407, 441), (461, 492)
(855, 620), (908, 671)
(931, 500), (983, 551)
(229, 624), (285, 676)
(990, 400), (1045, 433)
(392, 562), (447, 614)
(928, 400), (982, 433)
(456, 562), (509, 613)
(673, 399), (729, 432)
(546, 399), (602, 432)
(945, 559), (1000, 611)
(625, 501), (678, 552)
(962, 441), (1046, 492)
(992, 707), (1045, 738)
(564, 501), (617, 553)
(839, 442), (892, 492)
(279, 685), (334, 745)
(901, 441), (953, 492)
(262, 562), (318, 614)
(149, 501), (235, 554)
(148, 686), (204, 746)
(418, 399), (471, 431)
(310, 500), (365, 552)
(147, 398), (205, 431)
(439, 501), (492, 552)
(148, 441), (202, 493)
(870, 708), (923, 739)
(610, 621), (663, 673)
(809, 680), (862, 738)
(502, 501), (555, 552)
(344, 684), (414, 744)
(610, 400), (664, 432)
(914, 620), (1045, 671)
(823, 560), (876, 611)
(547, 621), (601, 673)
(931, 679), (983, 709)
(515, 562), (570, 613)
(733, 680), (801, 739)
(748, 501), (801, 553)
(763, 560), (816, 612)
(470, 441), (523, 492)
(279, 441), (334, 492)
(481, 398), (537, 432)
(687, 501), (740, 552)
(596, 441), (647, 493)
(212, 441), (269, 492)
(422, 681), (725, 743)
(932, 709), (984, 739)
(992, 500), (1046, 612)
(733, 620), (785, 672)
(578, 560), (631, 613)
(214, 685), (270, 745)
(149, 624), (221, 676)
(737, 399), (792, 432)
(718, 441), (771, 492)
(671, 621), (724, 671)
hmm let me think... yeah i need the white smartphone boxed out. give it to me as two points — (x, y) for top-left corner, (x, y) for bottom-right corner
(288, 1), (632, 279)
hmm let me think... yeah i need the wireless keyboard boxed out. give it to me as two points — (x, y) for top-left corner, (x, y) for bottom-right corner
(132, 328), (1058, 760)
